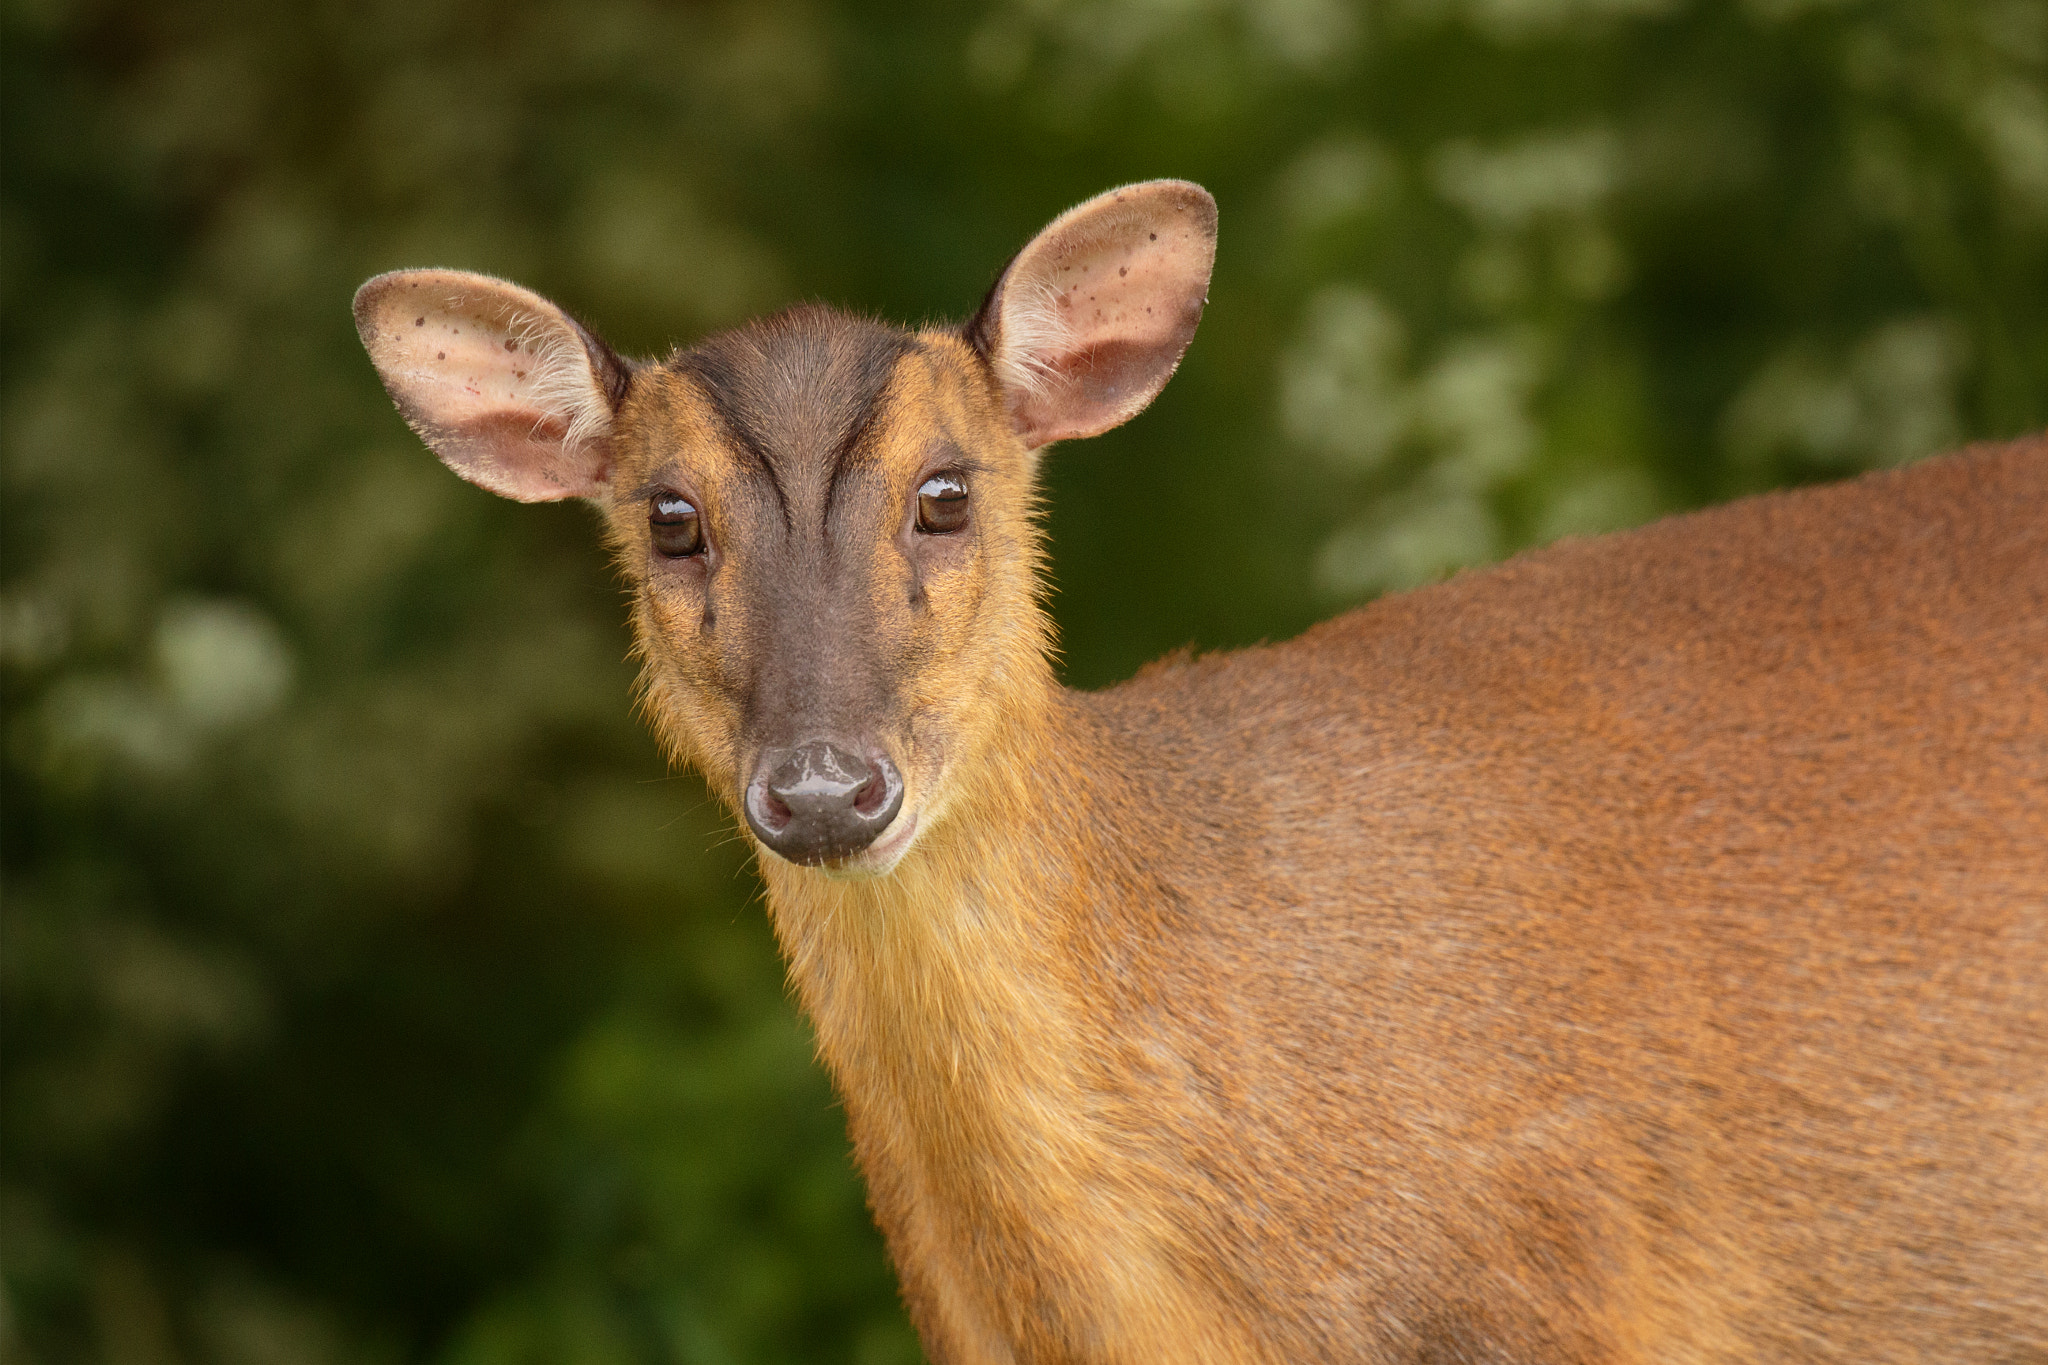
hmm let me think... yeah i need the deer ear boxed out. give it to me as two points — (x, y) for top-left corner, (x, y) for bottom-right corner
(352, 270), (631, 503)
(967, 180), (1217, 450)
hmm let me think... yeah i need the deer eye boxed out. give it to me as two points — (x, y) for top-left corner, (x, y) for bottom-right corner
(915, 473), (970, 535)
(650, 493), (705, 558)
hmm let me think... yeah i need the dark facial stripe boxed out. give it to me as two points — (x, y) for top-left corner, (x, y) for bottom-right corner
(672, 306), (916, 530)
(822, 364), (897, 524)
(674, 343), (793, 527)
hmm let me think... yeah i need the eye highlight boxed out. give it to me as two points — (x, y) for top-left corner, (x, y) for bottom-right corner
(650, 492), (705, 558)
(916, 473), (970, 535)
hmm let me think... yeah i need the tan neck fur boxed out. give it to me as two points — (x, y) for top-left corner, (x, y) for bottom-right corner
(757, 647), (1269, 1361)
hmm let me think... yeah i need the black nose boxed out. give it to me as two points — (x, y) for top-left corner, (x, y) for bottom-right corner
(744, 741), (904, 866)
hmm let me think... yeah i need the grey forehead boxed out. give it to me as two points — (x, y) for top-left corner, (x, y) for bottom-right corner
(668, 305), (921, 518)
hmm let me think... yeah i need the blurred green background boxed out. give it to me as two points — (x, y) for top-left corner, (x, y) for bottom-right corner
(2, 0), (2042, 1361)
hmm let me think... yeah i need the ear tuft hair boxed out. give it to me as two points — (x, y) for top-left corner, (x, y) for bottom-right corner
(989, 277), (1079, 403)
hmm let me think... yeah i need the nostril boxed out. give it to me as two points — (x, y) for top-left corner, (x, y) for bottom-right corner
(746, 768), (795, 835)
(853, 752), (904, 831)
(853, 770), (889, 817)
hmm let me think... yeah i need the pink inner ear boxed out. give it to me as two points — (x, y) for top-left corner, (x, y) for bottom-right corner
(356, 271), (614, 503)
(1029, 338), (1166, 417)
(434, 409), (601, 501)
(995, 182), (1217, 448)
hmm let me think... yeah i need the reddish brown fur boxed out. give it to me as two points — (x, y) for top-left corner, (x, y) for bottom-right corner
(355, 189), (2048, 1362)
(620, 344), (2048, 1360)
(741, 431), (2048, 1358)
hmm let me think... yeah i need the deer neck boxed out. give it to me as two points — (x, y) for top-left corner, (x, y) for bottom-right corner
(756, 676), (1260, 1355)
(756, 658), (1102, 1137)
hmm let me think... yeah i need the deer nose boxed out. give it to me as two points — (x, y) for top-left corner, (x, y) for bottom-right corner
(744, 741), (905, 866)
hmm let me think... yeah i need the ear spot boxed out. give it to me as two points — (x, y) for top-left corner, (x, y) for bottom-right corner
(352, 270), (630, 503)
(969, 180), (1217, 449)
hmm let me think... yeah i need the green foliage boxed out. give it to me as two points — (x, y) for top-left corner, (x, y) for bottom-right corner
(2, 0), (2041, 1361)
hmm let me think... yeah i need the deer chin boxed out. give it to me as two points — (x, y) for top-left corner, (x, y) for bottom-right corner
(815, 807), (921, 881)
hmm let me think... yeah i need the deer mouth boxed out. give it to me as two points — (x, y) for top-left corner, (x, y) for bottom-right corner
(816, 807), (920, 880)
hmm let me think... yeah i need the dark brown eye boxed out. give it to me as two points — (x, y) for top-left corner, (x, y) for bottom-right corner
(650, 493), (704, 558)
(916, 474), (969, 535)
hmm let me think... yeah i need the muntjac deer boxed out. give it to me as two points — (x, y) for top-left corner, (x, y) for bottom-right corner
(355, 181), (2047, 1363)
